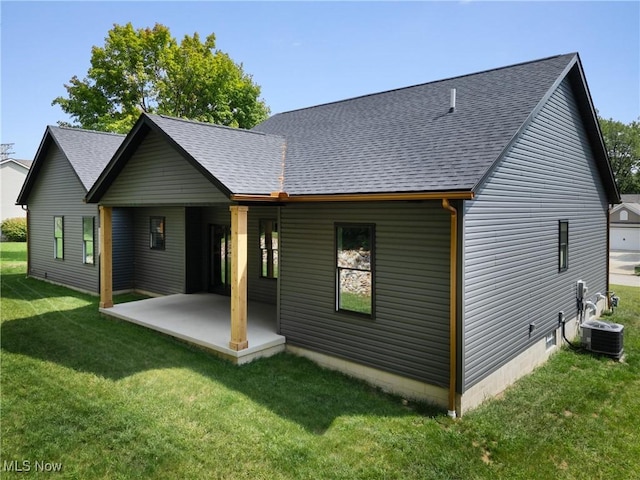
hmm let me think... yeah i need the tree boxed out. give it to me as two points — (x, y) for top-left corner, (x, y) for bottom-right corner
(53, 23), (269, 133)
(599, 116), (640, 194)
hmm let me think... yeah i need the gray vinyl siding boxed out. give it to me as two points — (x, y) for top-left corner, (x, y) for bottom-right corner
(112, 208), (134, 291)
(132, 207), (185, 295)
(279, 202), (451, 386)
(26, 144), (100, 292)
(462, 77), (609, 390)
(100, 131), (230, 206)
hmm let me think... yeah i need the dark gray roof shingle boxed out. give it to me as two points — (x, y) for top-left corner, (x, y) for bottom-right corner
(17, 126), (125, 204)
(145, 114), (285, 195)
(253, 53), (577, 195)
(49, 127), (125, 191)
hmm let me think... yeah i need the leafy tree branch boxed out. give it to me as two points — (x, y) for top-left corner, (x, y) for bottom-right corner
(53, 23), (269, 132)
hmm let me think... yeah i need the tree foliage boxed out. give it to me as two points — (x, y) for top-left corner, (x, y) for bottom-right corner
(599, 116), (640, 194)
(53, 23), (269, 133)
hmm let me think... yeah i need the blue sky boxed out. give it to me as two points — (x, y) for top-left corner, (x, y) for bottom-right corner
(1, 1), (639, 160)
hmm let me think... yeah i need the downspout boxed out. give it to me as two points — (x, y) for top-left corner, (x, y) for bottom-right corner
(442, 199), (458, 418)
(23, 205), (30, 277)
(606, 206), (611, 309)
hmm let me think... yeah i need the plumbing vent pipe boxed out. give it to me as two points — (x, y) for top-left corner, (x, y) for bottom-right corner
(449, 88), (456, 113)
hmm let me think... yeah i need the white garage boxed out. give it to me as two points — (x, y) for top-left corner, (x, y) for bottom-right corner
(610, 198), (640, 252)
(611, 226), (640, 251)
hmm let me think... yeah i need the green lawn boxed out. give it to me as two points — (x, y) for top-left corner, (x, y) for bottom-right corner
(1, 242), (638, 479)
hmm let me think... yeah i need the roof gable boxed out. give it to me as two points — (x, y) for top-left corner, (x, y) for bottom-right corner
(87, 114), (285, 202)
(611, 202), (640, 216)
(0, 158), (32, 170)
(17, 126), (124, 204)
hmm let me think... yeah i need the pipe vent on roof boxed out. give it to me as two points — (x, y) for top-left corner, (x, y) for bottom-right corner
(449, 88), (456, 113)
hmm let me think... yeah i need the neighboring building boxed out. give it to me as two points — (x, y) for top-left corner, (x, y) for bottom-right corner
(16, 127), (125, 293)
(610, 194), (640, 251)
(1, 158), (31, 225)
(26, 53), (621, 415)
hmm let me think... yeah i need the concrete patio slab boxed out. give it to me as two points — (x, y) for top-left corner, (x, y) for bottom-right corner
(101, 293), (285, 364)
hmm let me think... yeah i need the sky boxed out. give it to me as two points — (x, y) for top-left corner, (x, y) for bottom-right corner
(1, 1), (639, 160)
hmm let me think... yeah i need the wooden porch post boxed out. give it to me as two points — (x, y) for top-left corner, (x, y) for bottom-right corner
(99, 206), (113, 308)
(229, 205), (249, 350)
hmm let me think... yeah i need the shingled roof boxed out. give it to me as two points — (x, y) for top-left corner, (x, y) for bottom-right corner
(17, 126), (124, 204)
(144, 114), (285, 195)
(253, 53), (582, 195)
(87, 52), (618, 203)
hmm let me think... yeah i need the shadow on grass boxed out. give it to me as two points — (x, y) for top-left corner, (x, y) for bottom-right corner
(2, 276), (443, 434)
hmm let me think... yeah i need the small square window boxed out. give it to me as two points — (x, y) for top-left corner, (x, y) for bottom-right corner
(150, 217), (165, 250)
(558, 221), (568, 272)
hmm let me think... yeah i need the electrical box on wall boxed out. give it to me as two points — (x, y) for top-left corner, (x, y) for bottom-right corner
(576, 280), (587, 300)
(581, 320), (624, 360)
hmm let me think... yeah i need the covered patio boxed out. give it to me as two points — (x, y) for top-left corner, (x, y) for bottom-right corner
(101, 293), (285, 364)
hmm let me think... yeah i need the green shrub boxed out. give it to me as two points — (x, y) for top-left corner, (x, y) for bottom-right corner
(635, 265), (640, 276)
(1, 217), (27, 242)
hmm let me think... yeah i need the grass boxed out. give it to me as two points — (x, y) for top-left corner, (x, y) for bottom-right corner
(1, 241), (639, 479)
(339, 291), (372, 314)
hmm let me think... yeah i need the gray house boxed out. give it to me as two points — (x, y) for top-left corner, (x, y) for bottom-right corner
(610, 195), (640, 251)
(16, 127), (126, 293)
(1, 158), (32, 227)
(31, 53), (620, 416)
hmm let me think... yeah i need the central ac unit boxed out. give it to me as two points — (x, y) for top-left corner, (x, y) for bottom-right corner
(581, 320), (624, 360)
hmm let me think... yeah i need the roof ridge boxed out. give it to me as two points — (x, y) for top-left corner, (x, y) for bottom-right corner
(50, 125), (126, 138)
(269, 53), (577, 116)
(150, 113), (284, 139)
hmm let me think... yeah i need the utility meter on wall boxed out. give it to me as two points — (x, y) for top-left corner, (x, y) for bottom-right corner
(576, 280), (587, 300)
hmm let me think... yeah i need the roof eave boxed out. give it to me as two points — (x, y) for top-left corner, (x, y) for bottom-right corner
(568, 55), (621, 205)
(231, 190), (475, 203)
(16, 127), (55, 205)
(470, 54), (621, 205)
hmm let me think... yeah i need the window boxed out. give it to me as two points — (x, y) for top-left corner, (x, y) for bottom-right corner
(150, 217), (165, 250)
(545, 331), (557, 350)
(83, 217), (95, 264)
(559, 220), (568, 271)
(620, 210), (628, 221)
(336, 224), (374, 315)
(54, 216), (64, 259)
(259, 219), (278, 278)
